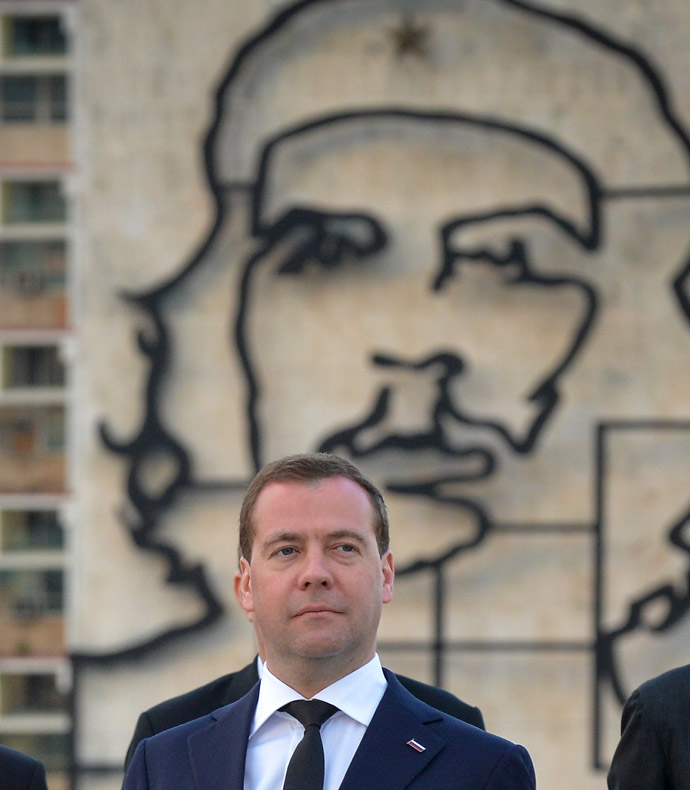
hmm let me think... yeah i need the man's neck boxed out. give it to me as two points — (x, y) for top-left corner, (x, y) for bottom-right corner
(265, 651), (374, 699)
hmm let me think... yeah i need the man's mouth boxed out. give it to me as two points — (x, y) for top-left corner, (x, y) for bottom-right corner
(293, 605), (341, 617)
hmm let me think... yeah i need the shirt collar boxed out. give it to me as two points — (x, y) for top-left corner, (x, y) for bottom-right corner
(251, 654), (387, 736)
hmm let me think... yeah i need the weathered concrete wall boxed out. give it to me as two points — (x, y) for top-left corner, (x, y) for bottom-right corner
(74, 1), (690, 787)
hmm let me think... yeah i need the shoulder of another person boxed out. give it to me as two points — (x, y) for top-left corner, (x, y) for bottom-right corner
(638, 663), (690, 698)
(633, 663), (690, 718)
(142, 660), (260, 728)
(0, 745), (46, 789)
(138, 708), (222, 755)
(146, 671), (237, 714)
(137, 676), (232, 735)
(394, 672), (484, 728)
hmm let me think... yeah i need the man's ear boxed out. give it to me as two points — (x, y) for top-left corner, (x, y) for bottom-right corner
(381, 550), (394, 604)
(238, 556), (255, 616)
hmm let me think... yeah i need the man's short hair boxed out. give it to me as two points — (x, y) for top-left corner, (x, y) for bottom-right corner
(239, 452), (389, 560)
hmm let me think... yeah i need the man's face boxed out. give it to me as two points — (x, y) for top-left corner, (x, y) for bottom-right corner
(238, 476), (394, 677)
(241, 115), (597, 482)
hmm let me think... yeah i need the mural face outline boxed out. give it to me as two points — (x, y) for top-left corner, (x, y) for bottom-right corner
(238, 110), (600, 490)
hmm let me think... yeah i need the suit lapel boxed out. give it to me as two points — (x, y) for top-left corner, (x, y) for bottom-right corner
(187, 683), (259, 790)
(339, 671), (446, 790)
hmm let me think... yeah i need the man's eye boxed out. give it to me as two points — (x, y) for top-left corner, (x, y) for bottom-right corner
(338, 544), (356, 553)
(276, 547), (295, 557)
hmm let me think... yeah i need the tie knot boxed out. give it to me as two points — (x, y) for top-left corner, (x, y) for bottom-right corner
(281, 699), (339, 729)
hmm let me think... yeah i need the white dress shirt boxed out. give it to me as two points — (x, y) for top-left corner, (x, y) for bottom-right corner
(243, 655), (388, 790)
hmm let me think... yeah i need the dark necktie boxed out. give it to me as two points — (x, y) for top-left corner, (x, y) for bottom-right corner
(280, 699), (339, 790)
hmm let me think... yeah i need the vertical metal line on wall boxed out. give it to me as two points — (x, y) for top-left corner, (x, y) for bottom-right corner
(68, 659), (79, 790)
(433, 564), (446, 688)
(592, 422), (606, 770)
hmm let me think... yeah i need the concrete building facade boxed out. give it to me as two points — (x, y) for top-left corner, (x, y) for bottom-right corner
(0, 2), (75, 789)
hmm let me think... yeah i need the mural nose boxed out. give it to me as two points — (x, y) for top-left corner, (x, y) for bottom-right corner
(319, 351), (467, 454)
(365, 350), (465, 440)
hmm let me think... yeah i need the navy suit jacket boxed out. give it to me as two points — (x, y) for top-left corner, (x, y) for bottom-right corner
(124, 658), (484, 770)
(0, 745), (48, 790)
(124, 669), (535, 790)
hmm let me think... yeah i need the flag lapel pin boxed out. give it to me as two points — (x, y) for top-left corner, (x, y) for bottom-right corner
(406, 738), (426, 753)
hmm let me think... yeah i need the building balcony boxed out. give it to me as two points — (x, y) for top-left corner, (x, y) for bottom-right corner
(0, 123), (70, 168)
(0, 292), (68, 331)
(0, 236), (68, 330)
(0, 404), (66, 493)
(0, 455), (66, 495)
(0, 614), (64, 657)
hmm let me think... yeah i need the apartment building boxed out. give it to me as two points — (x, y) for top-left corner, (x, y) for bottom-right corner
(0, 4), (74, 788)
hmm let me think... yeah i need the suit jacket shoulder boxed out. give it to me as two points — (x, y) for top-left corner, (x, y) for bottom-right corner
(340, 670), (533, 790)
(0, 745), (48, 790)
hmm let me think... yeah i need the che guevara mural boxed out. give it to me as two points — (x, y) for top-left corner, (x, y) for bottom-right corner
(74, 1), (690, 787)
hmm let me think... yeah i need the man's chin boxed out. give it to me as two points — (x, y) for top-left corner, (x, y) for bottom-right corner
(289, 630), (356, 662)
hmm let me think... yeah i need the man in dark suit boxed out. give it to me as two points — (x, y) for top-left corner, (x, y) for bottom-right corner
(0, 745), (48, 790)
(124, 453), (534, 789)
(124, 656), (484, 769)
(607, 663), (690, 790)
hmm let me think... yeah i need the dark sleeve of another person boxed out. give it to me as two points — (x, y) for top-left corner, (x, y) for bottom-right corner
(607, 687), (667, 790)
(27, 758), (48, 790)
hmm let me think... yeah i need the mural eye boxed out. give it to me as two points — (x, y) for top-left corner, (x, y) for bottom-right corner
(314, 230), (354, 268)
(276, 230), (348, 274)
(277, 214), (386, 275)
(435, 232), (526, 290)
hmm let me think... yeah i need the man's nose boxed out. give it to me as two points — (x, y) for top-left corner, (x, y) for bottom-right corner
(297, 549), (334, 589)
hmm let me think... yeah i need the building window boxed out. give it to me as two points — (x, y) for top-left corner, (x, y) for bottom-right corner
(0, 569), (64, 620)
(0, 75), (67, 123)
(2, 180), (66, 224)
(1, 511), (63, 552)
(42, 409), (64, 454)
(4, 16), (67, 57)
(3, 346), (65, 388)
(0, 407), (65, 456)
(0, 416), (35, 456)
(0, 240), (66, 296)
(0, 568), (65, 653)
(0, 672), (67, 715)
